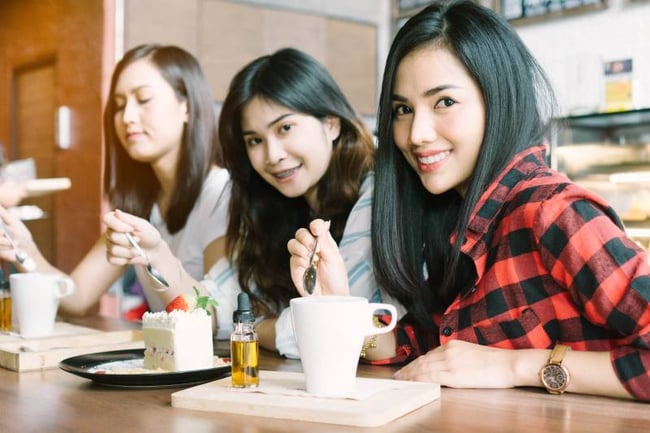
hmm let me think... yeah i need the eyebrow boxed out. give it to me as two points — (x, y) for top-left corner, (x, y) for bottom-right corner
(392, 84), (460, 101)
(242, 113), (294, 136)
(113, 84), (153, 98)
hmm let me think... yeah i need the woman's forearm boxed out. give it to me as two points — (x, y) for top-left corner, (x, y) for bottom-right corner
(513, 348), (633, 399)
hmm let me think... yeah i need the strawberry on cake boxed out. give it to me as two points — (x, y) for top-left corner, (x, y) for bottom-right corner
(142, 287), (217, 371)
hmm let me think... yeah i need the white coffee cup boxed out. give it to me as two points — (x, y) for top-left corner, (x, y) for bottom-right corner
(290, 296), (397, 397)
(10, 273), (75, 338)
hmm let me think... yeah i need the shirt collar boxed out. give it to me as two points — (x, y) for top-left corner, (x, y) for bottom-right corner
(451, 144), (548, 297)
(465, 144), (548, 238)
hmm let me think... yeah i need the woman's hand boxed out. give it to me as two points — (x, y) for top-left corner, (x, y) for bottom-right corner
(393, 340), (518, 389)
(0, 205), (36, 264)
(103, 209), (163, 267)
(0, 179), (26, 208)
(287, 218), (349, 297)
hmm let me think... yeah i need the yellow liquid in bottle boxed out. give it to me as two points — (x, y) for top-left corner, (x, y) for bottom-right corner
(231, 339), (259, 388)
(0, 294), (11, 332)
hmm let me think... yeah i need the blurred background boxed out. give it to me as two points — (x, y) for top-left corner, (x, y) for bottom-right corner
(0, 0), (649, 274)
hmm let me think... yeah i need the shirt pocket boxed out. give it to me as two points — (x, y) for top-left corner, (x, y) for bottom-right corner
(472, 307), (553, 349)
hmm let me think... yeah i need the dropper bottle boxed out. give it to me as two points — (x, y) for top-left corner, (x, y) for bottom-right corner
(230, 292), (259, 388)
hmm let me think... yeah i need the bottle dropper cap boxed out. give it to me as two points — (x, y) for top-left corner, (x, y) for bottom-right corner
(233, 292), (256, 323)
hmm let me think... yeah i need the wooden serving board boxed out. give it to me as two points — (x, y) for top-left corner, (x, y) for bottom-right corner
(0, 322), (143, 372)
(172, 370), (440, 427)
(0, 322), (100, 342)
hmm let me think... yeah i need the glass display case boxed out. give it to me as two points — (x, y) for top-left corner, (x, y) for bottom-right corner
(553, 108), (650, 247)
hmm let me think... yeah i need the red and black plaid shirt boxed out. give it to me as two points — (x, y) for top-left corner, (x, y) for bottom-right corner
(374, 145), (650, 401)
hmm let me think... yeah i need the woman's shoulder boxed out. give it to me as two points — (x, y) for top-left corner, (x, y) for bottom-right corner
(205, 166), (230, 186)
(518, 166), (607, 205)
(200, 166), (231, 196)
(359, 171), (375, 197)
(192, 166), (231, 213)
(511, 166), (622, 230)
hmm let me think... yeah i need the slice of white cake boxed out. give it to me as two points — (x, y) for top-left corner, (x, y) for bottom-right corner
(142, 309), (214, 371)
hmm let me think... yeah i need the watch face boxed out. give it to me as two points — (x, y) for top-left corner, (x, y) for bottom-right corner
(542, 364), (567, 390)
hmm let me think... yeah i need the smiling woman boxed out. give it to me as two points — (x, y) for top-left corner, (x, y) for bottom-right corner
(241, 98), (338, 207)
(286, 0), (650, 402)
(391, 46), (485, 197)
(374, 0), (650, 402)
(0, 44), (230, 322)
(202, 47), (404, 357)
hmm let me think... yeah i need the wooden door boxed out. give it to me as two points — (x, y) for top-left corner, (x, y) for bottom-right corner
(13, 60), (57, 264)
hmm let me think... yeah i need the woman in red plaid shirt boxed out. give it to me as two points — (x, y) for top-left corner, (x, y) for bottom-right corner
(289, 1), (650, 401)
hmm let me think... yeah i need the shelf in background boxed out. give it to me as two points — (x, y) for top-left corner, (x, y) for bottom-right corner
(562, 108), (650, 129)
(503, 0), (607, 25)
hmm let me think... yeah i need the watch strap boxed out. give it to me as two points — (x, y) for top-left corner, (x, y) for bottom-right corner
(548, 344), (570, 365)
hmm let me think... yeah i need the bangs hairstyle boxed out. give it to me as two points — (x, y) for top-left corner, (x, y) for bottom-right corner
(103, 44), (221, 233)
(219, 47), (375, 309)
(372, 0), (557, 325)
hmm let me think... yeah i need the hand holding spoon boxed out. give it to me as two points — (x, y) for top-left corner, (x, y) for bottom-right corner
(0, 222), (36, 271)
(124, 232), (169, 291)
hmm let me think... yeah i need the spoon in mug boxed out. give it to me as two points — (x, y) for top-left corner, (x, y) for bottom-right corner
(302, 238), (318, 295)
(124, 232), (169, 291)
(0, 222), (36, 271)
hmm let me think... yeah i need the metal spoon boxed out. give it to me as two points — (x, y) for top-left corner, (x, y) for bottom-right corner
(0, 223), (36, 271)
(302, 238), (318, 295)
(124, 232), (169, 291)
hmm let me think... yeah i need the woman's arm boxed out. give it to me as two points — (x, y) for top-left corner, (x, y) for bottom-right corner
(103, 210), (218, 329)
(393, 340), (632, 399)
(0, 206), (125, 317)
(534, 189), (650, 400)
(104, 210), (204, 301)
(203, 236), (226, 275)
(62, 239), (126, 316)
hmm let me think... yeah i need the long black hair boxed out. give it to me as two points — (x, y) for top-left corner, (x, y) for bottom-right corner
(372, 0), (557, 326)
(219, 47), (374, 310)
(103, 44), (221, 233)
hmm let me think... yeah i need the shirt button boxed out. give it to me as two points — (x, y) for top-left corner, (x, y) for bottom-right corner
(442, 327), (452, 337)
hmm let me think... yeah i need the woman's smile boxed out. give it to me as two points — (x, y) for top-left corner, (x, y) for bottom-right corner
(415, 149), (451, 172)
(271, 164), (302, 182)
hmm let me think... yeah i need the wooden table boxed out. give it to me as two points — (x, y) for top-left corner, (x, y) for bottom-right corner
(1, 317), (649, 433)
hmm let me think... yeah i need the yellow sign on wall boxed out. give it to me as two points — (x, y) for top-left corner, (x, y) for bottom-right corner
(604, 58), (633, 113)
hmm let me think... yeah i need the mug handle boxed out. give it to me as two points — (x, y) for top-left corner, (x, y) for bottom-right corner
(367, 303), (398, 335)
(54, 277), (75, 298)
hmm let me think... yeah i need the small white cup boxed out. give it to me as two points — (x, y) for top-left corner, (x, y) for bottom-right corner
(10, 273), (75, 338)
(290, 296), (397, 397)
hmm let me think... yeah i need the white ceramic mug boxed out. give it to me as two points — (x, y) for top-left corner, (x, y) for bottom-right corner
(10, 273), (75, 338)
(290, 296), (397, 397)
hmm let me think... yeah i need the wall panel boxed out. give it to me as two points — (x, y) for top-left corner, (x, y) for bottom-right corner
(125, 0), (378, 116)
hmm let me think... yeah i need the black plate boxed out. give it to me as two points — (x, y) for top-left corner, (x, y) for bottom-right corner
(59, 349), (231, 388)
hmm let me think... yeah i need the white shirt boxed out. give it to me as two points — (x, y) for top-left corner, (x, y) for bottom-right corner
(138, 167), (231, 312)
(202, 173), (405, 356)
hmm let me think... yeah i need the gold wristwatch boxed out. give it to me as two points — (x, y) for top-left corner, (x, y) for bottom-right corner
(539, 344), (571, 394)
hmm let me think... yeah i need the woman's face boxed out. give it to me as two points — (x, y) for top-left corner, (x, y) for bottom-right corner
(241, 97), (340, 210)
(112, 58), (188, 169)
(391, 45), (485, 197)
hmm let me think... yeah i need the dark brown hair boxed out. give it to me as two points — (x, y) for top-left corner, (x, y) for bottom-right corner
(103, 44), (221, 233)
(219, 48), (374, 310)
